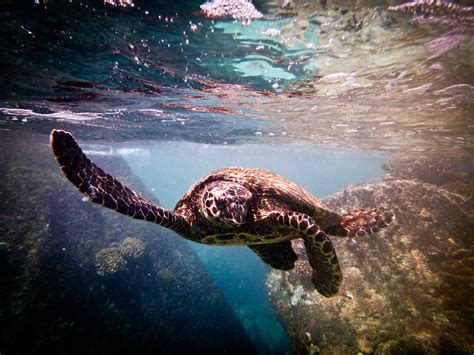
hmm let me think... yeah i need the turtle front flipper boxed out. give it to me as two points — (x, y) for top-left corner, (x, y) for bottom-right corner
(340, 208), (395, 237)
(50, 129), (189, 235)
(249, 241), (298, 271)
(272, 211), (342, 297)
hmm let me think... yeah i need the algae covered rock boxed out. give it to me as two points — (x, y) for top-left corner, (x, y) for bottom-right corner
(382, 153), (468, 185)
(95, 237), (146, 276)
(120, 237), (145, 259)
(95, 247), (126, 276)
(267, 178), (473, 354)
(382, 153), (474, 216)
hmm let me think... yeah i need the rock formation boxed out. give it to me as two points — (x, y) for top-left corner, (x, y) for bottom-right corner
(0, 130), (256, 354)
(267, 155), (473, 354)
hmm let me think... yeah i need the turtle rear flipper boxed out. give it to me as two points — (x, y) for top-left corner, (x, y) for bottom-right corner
(272, 211), (342, 297)
(341, 208), (394, 237)
(50, 129), (189, 234)
(249, 241), (298, 271)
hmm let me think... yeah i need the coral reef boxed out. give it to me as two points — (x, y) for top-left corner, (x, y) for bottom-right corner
(382, 153), (474, 218)
(200, 0), (263, 20)
(95, 237), (145, 276)
(95, 247), (127, 276)
(441, 180), (474, 206)
(119, 237), (145, 259)
(267, 176), (474, 354)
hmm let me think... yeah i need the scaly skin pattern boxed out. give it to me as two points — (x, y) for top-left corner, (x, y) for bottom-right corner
(271, 211), (342, 297)
(341, 208), (395, 237)
(50, 129), (394, 297)
(50, 129), (189, 235)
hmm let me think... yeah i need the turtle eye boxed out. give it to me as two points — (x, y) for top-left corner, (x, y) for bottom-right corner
(215, 199), (227, 210)
(226, 201), (237, 213)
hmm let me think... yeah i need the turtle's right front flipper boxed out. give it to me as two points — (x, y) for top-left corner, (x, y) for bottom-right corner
(272, 211), (342, 297)
(50, 129), (189, 234)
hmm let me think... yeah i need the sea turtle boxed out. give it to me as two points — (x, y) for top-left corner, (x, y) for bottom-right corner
(50, 129), (394, 297)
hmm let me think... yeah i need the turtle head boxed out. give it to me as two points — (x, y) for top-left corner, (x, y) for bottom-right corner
(201, 182), (252, 227)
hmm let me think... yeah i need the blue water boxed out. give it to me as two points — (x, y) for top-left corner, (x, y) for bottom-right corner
(115, 141), (388, 353)
(0, 0), (318, 100)
(0, 0), (320, 145)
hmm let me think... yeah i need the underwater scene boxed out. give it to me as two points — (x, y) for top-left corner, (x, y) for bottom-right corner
(0, 0), (473, 354)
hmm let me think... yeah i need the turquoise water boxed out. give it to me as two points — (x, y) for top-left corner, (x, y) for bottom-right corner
(0, 0), (318, 99)
(0, 0), (318, 144)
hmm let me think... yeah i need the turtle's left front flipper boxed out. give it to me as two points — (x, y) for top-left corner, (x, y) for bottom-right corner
(50, 129), (189, 234)
(341, 208), (395, 237)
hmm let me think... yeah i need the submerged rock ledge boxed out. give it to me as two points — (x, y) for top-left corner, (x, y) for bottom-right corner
(267, 175), (473, 354)
(0, 131), (256, 355)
